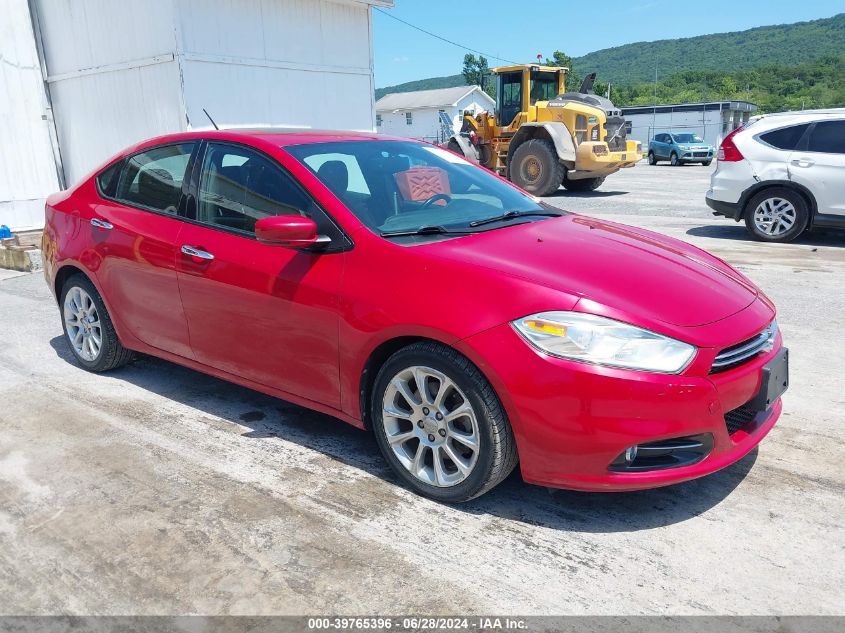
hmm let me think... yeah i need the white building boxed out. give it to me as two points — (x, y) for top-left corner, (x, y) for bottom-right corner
(375, 86), (495, 144)
(0, 0), (391, 232)
(622, 101), (758, 148)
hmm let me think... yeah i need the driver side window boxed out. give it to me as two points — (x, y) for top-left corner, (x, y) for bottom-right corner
(197, 143), (311, 235)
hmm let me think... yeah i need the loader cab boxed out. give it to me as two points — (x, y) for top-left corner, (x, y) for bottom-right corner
(491, 65), (567, 127)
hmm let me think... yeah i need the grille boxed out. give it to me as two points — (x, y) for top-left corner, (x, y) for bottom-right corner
(724, 404), (759, 435)
(604, 116), (627, 151)
(711, 321), (777, 373)
(693, 151), (709, 158)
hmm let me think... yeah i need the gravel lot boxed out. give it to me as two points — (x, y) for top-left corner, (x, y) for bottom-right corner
(1, 163), (843, 615)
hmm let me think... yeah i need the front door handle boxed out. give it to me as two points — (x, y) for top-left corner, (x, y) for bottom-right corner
(90, 218), (113, 230)
(791, 158), (814, 168)
(181, 245), (215, 260)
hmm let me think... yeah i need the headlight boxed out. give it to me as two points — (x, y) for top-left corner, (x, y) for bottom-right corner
(512, 311), (696, 373)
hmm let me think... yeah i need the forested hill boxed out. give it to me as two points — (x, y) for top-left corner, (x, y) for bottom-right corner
(574, 13), (845, 84)
(375, 13), (845, 101)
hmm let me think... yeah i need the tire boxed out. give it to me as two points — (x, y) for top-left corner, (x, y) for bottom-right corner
(562, 176), (605, 192)
(509, 138), (565, 197)
(702, 160), (712, 167)
(670, 152), (680, 166)
(371, 341), (518, 503)
(60, 274), (133, 372)
(743, 187), (809, 243)
(648, 151), (657, 165)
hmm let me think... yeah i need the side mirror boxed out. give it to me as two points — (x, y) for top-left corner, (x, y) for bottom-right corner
(255, 215), (320, 249)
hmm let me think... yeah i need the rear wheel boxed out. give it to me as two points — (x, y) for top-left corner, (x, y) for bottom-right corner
(509, 139), (565, 197)
(60, 274), (133, 372)
(670, 152), (680, 166)
(648, 151), (657, 165)
(371, 342), (518, 503)
(744, 188), (809, 243)
(562, 176), (605, 192)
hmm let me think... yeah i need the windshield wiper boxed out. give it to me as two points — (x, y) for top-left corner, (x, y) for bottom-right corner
(379, 225), (472, 238)
(469, 210), (562, 227)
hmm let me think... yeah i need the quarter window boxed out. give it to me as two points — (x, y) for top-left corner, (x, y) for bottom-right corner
(806, 121), (845, 154)
(197, 143), (312, 235)
(115, 143), (194, 214)
(759, 124), (810, 151)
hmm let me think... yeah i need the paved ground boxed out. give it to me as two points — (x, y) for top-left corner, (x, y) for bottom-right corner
(1, 163), (843, 615)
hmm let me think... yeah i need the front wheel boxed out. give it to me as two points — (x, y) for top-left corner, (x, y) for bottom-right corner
(562, 176), (605, 192)
(509, 139), (565, 196)
(670, 152), (680, 166)
(702, 160), (712, 166)
(60, 274), (133, 372)
(371, 342), (518, 502)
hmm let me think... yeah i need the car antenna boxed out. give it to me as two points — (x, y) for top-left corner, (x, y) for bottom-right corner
(203, 109), (220, 130)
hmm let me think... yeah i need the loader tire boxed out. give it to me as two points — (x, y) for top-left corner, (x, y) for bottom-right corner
(509, 139), (565, 197)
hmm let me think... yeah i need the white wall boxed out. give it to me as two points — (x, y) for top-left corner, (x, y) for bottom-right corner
(26, 0), (383, 193)
(0, 0), (61, 231)
(33, 0), (185, 186)
(176, 0), (377, 132)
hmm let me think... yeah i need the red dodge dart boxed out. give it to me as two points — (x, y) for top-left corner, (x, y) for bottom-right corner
(43, 130), (788, 502)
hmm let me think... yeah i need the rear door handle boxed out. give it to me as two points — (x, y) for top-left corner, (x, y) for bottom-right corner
(181, 245), (215, 260)
(90, 218), (113, 230)
(791, 159), (814, 168)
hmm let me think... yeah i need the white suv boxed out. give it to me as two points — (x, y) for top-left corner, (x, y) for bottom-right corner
(706, 110), (845, 242)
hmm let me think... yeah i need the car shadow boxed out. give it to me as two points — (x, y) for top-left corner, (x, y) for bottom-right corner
(545, 189), (628, 199)
(687, 223), (845, 248)
(49, 336), (757, 533)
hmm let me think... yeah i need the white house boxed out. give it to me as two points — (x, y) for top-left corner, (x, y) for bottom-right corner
(0, 0), (392, 232)
(375, 86), (496, 144)
(621, 100), (758, 148)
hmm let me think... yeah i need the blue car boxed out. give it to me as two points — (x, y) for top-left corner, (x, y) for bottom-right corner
(648, 132), (714, 166)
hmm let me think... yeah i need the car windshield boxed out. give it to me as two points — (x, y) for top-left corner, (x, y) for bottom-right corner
(672, 134), (704, 143)
(285, 140), (559, 241)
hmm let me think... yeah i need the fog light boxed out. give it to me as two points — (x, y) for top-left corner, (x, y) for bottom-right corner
(625, 446), (638, 464)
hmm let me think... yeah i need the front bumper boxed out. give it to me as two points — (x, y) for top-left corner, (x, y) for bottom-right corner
(458, 316), (783, 492)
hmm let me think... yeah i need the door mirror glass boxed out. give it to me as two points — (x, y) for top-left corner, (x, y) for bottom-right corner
(255, 215), (319, 248)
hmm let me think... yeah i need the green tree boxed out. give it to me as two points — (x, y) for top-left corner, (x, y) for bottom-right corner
(461, 54), (489, 87)
(545, 50), (580, 92)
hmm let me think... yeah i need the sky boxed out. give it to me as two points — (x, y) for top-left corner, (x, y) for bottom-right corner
(373, 0), (844, 88)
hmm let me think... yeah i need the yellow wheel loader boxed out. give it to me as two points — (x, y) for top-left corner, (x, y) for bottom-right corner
(445, 65), (641, 196)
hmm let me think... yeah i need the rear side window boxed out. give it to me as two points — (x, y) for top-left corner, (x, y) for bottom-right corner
(758, 124), (810, 150)
(96, 161), (122, 198)
(115, 143), (195, 214)
(806, 121), (845, 154)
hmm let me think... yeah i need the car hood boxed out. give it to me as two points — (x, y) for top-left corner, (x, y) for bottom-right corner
(426, 215), (758, 328)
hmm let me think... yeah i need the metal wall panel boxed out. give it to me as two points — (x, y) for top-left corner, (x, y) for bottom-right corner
(177, 0), (376, 131)
(0, 0), (61, 231)
(48, 60), (185, 185)
(33, 0), (177, 77)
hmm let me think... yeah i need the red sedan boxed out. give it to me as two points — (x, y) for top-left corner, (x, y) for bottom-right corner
(42, 130), (788, 502)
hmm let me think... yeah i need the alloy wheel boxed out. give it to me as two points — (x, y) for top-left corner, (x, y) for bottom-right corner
(63, 286), (103, 361)
(753, 197), (796, 236)
(381, 365), (480, 487)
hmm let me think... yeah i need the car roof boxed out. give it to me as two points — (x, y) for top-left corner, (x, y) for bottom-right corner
(134, 128), (412, 149)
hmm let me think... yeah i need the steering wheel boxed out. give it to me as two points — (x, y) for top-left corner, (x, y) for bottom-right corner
(420, 193), (452, 208)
